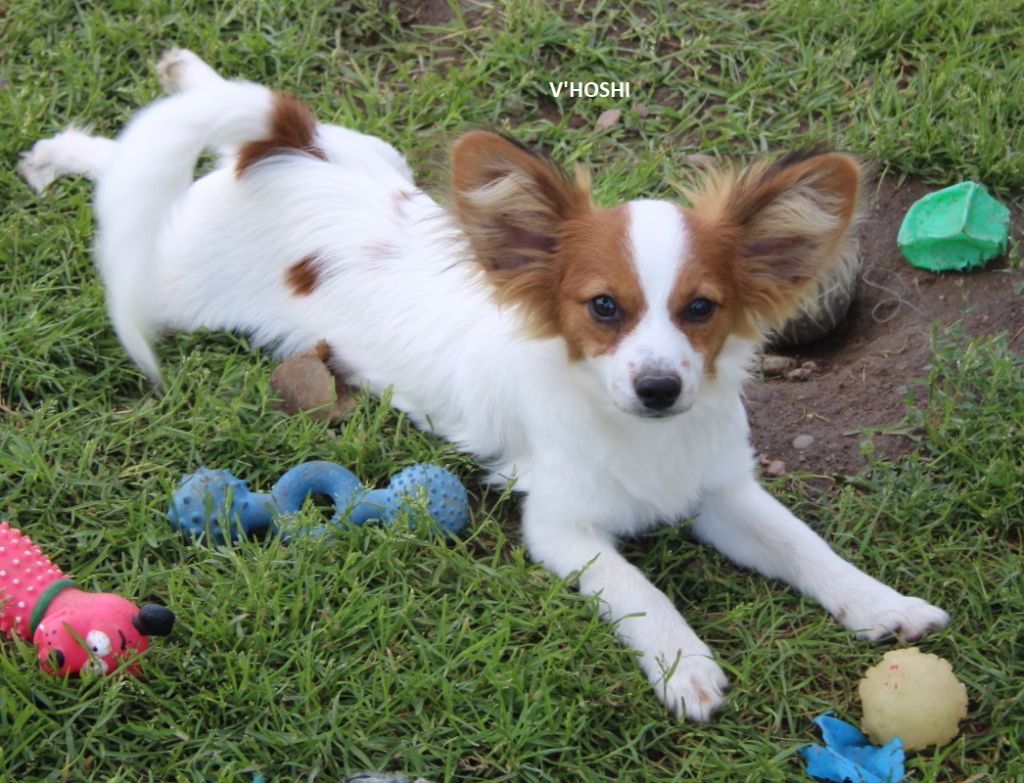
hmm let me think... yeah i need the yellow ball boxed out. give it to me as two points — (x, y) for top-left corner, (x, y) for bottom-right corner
(859, 647), (968, 751)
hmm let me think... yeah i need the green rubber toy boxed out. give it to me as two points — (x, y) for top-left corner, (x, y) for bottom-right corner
(897, 182), (1010, 272)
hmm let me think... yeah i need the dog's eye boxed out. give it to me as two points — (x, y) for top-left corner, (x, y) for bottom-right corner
(588, 294), (622, 323)
(682, 297), (717, 323)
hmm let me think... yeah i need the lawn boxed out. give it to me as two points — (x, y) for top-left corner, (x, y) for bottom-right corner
(1, 1), (1022, 781)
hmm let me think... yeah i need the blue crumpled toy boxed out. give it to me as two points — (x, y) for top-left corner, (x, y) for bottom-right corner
(799, 712), (905, 783)
(168, 460), (470, 543)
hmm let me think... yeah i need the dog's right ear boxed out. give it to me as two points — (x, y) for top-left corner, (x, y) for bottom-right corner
(451, 131), (590, 272)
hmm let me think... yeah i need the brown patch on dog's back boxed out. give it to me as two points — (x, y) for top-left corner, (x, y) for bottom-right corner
(236, 92), (326, 176)
(285, 253), (324, 296)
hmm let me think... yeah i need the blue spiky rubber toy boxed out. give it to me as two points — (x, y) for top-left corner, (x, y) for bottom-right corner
(168, 461), (469, 543)
(349, 464), (470, 534)
(168, 468), (279, 544)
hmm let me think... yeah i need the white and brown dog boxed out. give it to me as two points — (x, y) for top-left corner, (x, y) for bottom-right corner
(19, 49), (948, 721)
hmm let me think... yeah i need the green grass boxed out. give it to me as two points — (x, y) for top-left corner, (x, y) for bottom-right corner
(1, 1), (1022, 781)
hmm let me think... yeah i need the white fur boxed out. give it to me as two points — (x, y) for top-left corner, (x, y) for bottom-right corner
(18, 50), (949, 721)
(16, 128), (117, 192)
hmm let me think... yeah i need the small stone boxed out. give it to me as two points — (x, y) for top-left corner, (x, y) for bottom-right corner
(785, 367), (814, 381)
(595, 108), (622, 130)
(800, 360), (819, 372)
(764, 460), (787, 477)
(761, 355), (797, 377)
(686, 152), (716, 169)
(792, 434), (815, 450)
(635, 102), (650, 118)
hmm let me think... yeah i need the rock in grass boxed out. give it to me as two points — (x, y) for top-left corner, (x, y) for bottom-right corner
(785, 367), (815, 381)
(595, 108), (622, 130)
(686, 153), (716, 169)
(269, 340), (355, 423)
(792, 434), (815, 450)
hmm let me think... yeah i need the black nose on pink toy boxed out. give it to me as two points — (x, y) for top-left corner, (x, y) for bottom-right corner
(132, 604), (175, 637)
(635, 375), (682, 411)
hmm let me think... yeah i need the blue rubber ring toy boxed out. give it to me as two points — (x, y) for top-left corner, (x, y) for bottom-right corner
(270, 461), (364, 525)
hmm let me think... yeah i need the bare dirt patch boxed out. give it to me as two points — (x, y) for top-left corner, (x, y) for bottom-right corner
(747, 175), (1022, 478)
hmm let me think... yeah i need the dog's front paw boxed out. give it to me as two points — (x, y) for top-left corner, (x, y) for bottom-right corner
(157, 48), (223, 94)
(839, 591), (949, 642)
(648, 651), (729, 722)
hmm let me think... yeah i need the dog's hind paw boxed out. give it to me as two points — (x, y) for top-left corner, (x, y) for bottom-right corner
(17, 143), (61, 193)
(17, 128), (116, 193)
(17, 133), (90, 193)
(157, 48), (224, 94)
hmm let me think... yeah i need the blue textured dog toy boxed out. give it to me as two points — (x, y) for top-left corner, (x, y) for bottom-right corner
(168, 461), (470, 543)
(167, 467), (280, 544)
(271, 461), (363, 526)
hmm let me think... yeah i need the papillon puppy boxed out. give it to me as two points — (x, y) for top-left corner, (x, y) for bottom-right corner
(19, 49), (948, 721)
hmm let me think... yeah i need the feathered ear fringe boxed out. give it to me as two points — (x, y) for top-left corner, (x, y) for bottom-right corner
(449, 131), (593, 337)
(679, 151), (864, 338)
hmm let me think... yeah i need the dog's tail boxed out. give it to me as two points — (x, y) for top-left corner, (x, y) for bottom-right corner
(94, 81), (278, 385)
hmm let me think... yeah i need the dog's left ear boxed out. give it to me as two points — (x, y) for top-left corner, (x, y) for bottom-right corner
(686, 151), (862, 334)
(451, 131), (590, 272)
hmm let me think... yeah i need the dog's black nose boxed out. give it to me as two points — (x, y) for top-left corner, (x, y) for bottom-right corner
(635, 374), (682, 411)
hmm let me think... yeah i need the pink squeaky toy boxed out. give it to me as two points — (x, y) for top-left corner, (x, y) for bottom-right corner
(0, 521), (174, 675)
